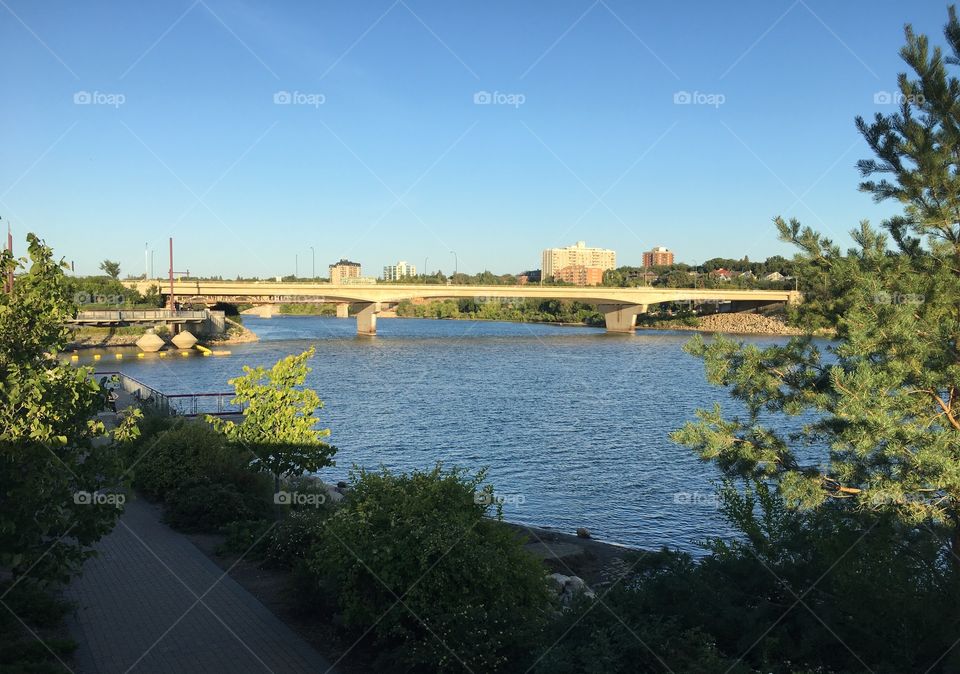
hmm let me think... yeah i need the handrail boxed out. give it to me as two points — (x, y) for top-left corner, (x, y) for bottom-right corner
(93, 371), (244, 417)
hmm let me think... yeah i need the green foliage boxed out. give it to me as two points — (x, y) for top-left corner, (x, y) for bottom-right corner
(130, 419), (268, 501)
(164, 478), (271, 533)
(395, 298), (603, 326)
(209, 348), (337, 489)
(305, 465), (551, 671)
(673, 6), (960, 565)
(541, 482), (959, 673)
(65, 275), (144, 308)
(0, 233), (139, 584)
(0, 581), (77, 672)
(98, 259), (121, 280)
(262, 508), (330, 568)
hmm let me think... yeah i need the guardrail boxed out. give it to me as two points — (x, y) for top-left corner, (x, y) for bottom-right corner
(72, 309), (209, 323)
(94, 371), (245, 417)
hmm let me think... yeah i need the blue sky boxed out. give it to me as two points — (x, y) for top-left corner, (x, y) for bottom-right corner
(0, 0), (951, 277)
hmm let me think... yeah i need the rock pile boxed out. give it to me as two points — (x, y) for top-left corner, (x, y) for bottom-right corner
(548, 573), (595, 606)
(696, 312), (805, 335)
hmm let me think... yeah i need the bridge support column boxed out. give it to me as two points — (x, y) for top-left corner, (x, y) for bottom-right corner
(336, 303), (349, 318)
(598, 304), (646, 333)
(355, 302), (380, 335)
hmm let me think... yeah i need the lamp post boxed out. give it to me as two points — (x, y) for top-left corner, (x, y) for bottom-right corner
(309, 246), (315, 279)
(450, 250), (458, 280)
(424, 257), (428, 280)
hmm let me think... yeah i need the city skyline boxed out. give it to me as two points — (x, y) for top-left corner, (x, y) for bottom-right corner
(2, 0), (944, 277)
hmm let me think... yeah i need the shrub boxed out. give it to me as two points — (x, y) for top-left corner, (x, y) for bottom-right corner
(262, 508), (329, 569)
(305, 465), (551, 672)
(537, 481), (960, 673)
(131, 419), (265, 501)
(164, 478), (271, 533)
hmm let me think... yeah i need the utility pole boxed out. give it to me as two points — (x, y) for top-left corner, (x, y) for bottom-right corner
(310, 246), (315, 279)
(168, 238), (174, 309)
(450, 250), (458, 279)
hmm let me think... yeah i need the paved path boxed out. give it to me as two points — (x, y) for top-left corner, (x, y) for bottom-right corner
(65, 498), (334, 673)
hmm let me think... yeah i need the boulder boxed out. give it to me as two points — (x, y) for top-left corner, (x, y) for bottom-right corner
(548, 573), (596, 606)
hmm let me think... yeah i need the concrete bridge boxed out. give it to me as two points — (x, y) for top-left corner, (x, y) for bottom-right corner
(123, 280), (801, 335)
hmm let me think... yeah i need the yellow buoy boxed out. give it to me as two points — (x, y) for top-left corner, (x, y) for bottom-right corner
(180, 351), (189, 357)
(115, 353), (123, 360)
(158, 352), (167, 358)
(70, 354), (79, 361)
(137, 352), (145, 358)
(93, 354), (101, 361)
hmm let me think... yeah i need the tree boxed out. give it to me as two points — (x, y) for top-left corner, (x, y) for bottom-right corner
(99, 259), (121, 280)
(210, 347), (336, 496)
(672, 7), (960, 570)
(0, 234), (139, 584)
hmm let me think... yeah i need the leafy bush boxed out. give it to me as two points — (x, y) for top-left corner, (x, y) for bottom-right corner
(262, 508), (329, 568)
(538, 481), (960, 673)
(131, 419), (267, 501)
(0, 581), (77, 672)
(305, 465), (551, 672)
(164, 478), (271, 533)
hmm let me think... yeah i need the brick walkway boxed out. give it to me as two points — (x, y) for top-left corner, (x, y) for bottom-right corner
(65, 498), (334, 673)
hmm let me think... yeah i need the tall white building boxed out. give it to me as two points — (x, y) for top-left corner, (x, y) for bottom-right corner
(541, 241), (616, 279)
(382, 260), (417, 281)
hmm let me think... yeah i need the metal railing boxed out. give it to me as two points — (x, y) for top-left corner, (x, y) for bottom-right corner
(72, 309), (208, 323)
(94, 371), (245, 417)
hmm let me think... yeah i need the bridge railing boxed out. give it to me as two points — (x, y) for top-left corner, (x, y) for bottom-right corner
(72, 309), (209, 323)
(94, 371), (244, 417)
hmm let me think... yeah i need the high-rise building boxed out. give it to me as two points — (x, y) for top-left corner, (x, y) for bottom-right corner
(382, 260), (417, 281)
(642, 246), (675, 267)
(329, 259), (361, 284)
(541, 241), (616, 279)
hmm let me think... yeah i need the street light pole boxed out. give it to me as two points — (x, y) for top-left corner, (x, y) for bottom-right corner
(295, 254), (298, 279)
(310, 246), (315, 279)
(450, 250), (458, 279)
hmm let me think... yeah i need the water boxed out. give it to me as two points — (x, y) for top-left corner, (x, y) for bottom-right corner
(77, 316), (822, 552)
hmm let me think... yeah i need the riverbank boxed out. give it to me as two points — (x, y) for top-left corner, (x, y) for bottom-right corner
(63, 316), (259, 350)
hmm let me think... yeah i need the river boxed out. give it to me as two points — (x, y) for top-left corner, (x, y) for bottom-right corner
(76, 316), (822, 553)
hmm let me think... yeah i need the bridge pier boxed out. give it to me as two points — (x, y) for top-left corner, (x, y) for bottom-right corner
(336, 303), (349, 318)
(598, 303), (647, 333)
(355, 302), (380, 335)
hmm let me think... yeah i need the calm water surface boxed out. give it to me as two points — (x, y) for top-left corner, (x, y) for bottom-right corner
(79, 316), (821, 552)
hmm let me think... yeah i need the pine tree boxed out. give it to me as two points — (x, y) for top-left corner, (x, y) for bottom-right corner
(672, 6), (960, 570)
